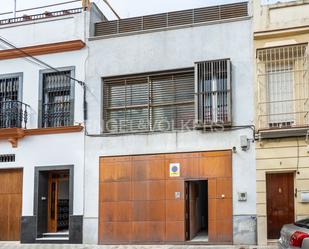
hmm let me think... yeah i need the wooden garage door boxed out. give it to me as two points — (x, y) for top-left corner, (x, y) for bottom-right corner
(0, 169), (23, 241)
(99, 151), (232, 244)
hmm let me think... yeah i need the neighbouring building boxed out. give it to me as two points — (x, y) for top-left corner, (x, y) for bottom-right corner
(0, 6), (94, 243)
(84, 1), (257, 245)
(253, 0), (309, 245)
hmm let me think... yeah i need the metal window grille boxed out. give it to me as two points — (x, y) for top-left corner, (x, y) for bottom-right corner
(195, 59), (232, 126)
(257, 44), (309, 129)
(0, 154), (15, 163)
(103, 70), (195, 133)
(41, 70), (73, 128)
(0, 75), (23, 128)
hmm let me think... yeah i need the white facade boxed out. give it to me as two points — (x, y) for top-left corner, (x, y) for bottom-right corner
(84, 16), (256, 244)
(0, 3), (258, 245)
(0, 9), (88, 243)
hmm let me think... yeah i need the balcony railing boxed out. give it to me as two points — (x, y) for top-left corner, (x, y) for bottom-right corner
(0, 7), (83, 26)
(94, 2), (248, 37)
(0, 101), (30, 129)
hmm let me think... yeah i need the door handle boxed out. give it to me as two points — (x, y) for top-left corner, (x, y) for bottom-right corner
(41, 196), (47, 201)
(221, 194), (225, 199)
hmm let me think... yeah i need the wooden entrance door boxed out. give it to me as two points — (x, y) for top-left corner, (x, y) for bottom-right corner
(0, 169), (23, 241)
(266, 173), (295, 239)
(47, 171), (70, 233)
(48, 173), (59, 232)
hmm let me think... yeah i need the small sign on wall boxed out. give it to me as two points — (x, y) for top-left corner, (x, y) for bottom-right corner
(169, 163), (180, 177)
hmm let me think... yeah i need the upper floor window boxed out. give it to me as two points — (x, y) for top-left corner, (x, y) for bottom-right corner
(0, 73), (23, 128)
(39, 69), (74, 128)
(257, 44), (309, 129)
(103, 70), (195, 133)
(195, 59), (232, 126)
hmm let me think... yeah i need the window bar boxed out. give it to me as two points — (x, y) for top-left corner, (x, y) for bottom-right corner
(194, 63), (199, 125)
(226, 60), (232, 122)
(124, 79), (127, 132)
(147, 76), (151, 131)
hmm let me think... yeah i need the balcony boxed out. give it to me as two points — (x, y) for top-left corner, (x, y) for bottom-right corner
(0, 100), (29, 147)
(256, 44), (309, 139)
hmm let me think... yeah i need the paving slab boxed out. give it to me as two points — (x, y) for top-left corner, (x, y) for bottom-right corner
(0, 243), (279, 249)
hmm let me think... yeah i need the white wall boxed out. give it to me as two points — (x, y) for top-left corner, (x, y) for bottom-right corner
(0, 14), (87, 49)
(0, 133), (84, 215)
(84, 18), (256, 243)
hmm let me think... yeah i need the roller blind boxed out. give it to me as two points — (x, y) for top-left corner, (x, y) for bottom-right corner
(103, 70), (195, 133)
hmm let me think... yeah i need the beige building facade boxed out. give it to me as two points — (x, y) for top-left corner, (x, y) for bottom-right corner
(253, 0), (309, 245)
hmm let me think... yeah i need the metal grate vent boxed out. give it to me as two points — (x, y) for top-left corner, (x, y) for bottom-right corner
(95, 2), (248, 37)
(0, 154), (15, 163)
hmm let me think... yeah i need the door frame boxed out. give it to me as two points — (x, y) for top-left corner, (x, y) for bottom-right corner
(184, 179), (209, 241)
(33, 165), (74, 236)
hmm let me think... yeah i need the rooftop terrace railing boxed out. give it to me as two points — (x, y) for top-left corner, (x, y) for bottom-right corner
(94, 2), (248, 37)
(0, 7), (83, 26)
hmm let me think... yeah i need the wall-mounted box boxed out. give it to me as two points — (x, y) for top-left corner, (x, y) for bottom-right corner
(238, 192), (247, 201)
(300, 192), (309, 203)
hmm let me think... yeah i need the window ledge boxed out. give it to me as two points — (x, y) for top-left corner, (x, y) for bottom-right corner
(258, 126), (309, 139)
(0, 125), (83, 148)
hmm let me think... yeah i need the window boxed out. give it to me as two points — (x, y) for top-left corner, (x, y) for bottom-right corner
(267, 63), (294, 127)
(195, 59), (232, 126)
(103, 70), (195, 133)
(257, 44), (309, 129)
(39, 69), (74, 128)
(0, 73), (22, 128)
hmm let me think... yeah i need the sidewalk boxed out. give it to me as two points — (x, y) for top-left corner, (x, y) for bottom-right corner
(0, 242), (279, 249)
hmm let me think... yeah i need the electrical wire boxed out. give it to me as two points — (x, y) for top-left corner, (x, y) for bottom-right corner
(0, 35), (88, 123)
(101, 0), (121, 19)
(0, 36), (85, 87)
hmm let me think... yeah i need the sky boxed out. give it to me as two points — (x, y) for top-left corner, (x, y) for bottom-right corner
(0, 0), (295, 20)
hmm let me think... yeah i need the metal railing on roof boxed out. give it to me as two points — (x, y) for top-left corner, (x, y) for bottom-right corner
(0, 7), (83, 26)
(95, 2), (248, 37)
